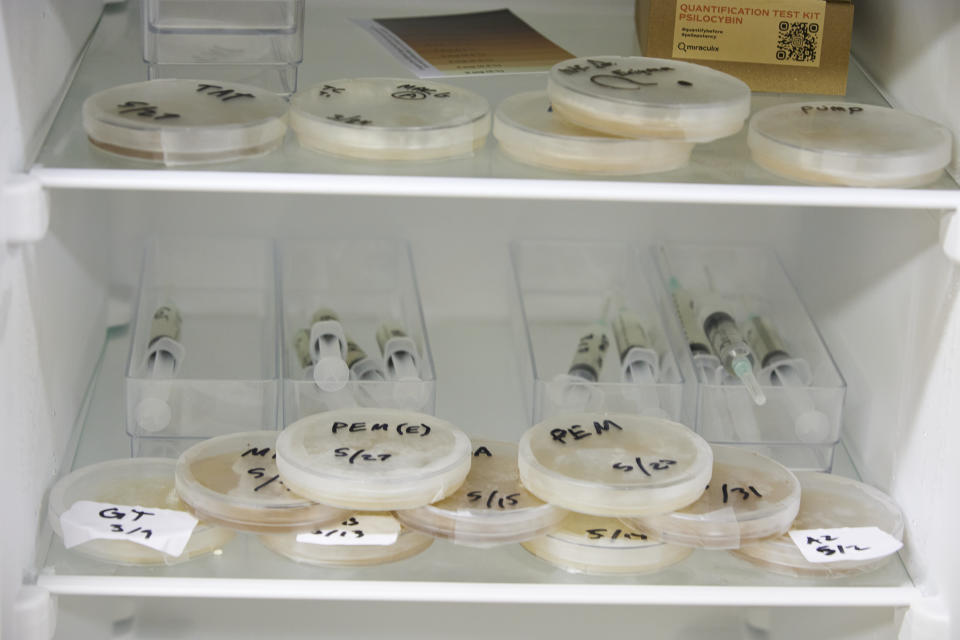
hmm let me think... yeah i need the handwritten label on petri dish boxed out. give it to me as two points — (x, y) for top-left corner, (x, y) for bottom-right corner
(788, 527), (903, 564)
(60, 500), (198, 556)
(611, 456), (677, 476)
(549, 419), (624, 445)
(295, 515), (401, 546)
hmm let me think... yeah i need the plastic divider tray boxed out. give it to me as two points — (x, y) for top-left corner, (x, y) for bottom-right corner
(509, 240), (691, 424)
(656, 243), (846, 471)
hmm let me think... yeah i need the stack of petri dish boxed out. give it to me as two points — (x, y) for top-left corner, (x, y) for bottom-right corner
(516, 413), (904, 577)
(747, 102), (952, 187)
(289, 78), (491, 161)
(82, 79), (289, 166)
(261, 407), (474, 565)
(516, 412), (711, 573)
(395, 440), (567, 548)
(48, 458), (234, 565)
(493, 56), (751, 175)
(621, 445), (802, 550)
(732, 471), (905, 577)
(47, 409), (904, 576)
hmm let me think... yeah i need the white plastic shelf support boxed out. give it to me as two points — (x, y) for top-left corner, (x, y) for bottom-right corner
(13, 585), (57, 640)
(939, 208), (960, 263)
(1, 174), (49, 243)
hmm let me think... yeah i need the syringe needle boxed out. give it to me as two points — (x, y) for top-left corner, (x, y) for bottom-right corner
(732, 356), (767, 406)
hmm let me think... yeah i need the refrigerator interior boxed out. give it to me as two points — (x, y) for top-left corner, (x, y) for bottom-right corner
(2, 0), (960, 638)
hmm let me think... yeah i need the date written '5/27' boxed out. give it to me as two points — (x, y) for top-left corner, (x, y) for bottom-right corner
(334, 447), (392, 463)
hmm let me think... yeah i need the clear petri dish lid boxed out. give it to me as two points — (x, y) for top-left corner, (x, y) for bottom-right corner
(493, 91), (694, 175)
(82, 79), (288, 165)
(518, 413), (713, 517)
(395, 439), (567, 547)
(175, 431), (349, 533)
(732, 471), (905, 577)
(275, 407), (473, 511)
(521, 512), (691, 574)
(48, 458), (234, 566)
(259, 512), (433, 567)
(546, 56), (750, 142)
(289, 78), (491, 160)
(623, 445), (801, 549)
(747, 102), (952, 187)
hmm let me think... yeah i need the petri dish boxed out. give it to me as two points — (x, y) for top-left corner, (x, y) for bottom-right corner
(546, 56), (750, 142)
(732, 471), (905, 577)
(275, 407), (472, 510)
(175, 431), (349, 533)
(82, 79), (288, 165)
(521, 512), (691, 574)
(748, 102), (952, 187)
(259, 513), (433, 567)
(289, 78), (491, 160)
(48, 458), (234, 565)
(395, 439), (567, 547)
(493, 91), (694, 175)
(518, 413), (713, 517)
(622, 446), (801, 549)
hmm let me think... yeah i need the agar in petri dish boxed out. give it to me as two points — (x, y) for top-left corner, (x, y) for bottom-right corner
(289, 78), (490, 160)
(493, 91), (694, 174)
(175, 431), (349, 533)
(732, 471), (905, 577)
(82, 79), (288, 165)
(259, 513), (433, 567)
(521, 512), (691, 574)
(275, 407), (472, 510)
(623, 445), (801, 549)
(395, 440), (567, 547)
(546, 56), (750, 142)
(747, 102), (952, 187)
(48, 458), (234, 565)
(517, 413), (713, 517)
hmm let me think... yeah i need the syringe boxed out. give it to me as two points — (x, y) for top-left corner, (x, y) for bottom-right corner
(376, 322), (420, 382)
(547, 300), (611, 412)
(701, 304), (766, 406)
(746, 315), (830, 443)
(611, 308), (667, 418)
(298, 308), (350, 391)
(666, 276), (724, 384)
(376, 322), (429, 408)
(135, 304), (185, 433)
(344, 335), (385, 382)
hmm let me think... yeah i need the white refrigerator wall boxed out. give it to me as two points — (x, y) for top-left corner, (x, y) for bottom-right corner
(0, 1), (104, 637)
(0, 1), (959, 638)
(852, 1), (960, 177)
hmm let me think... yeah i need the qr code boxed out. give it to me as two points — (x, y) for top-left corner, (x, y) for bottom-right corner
(776, 21), (819, 62)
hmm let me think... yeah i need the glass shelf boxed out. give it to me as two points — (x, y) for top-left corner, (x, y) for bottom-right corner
(36, 324), (916, 607)
(29, 0), (958, 210)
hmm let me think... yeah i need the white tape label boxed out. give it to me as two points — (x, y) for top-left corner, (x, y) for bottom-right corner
(788, 527), (902, 564)
(60, 500), (198, 557)
(296, 515), (401, 546)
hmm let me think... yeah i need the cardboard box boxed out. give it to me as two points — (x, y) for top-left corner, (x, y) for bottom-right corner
(635, 0), (853, 94)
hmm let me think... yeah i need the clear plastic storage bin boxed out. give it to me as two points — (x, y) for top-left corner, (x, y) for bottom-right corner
(510, 240), (689, 424)
(125, 236), (279, 457)
(141, 0), (304, 93)
(656, 244), (846, 471)
(278, 238), (436, 423)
